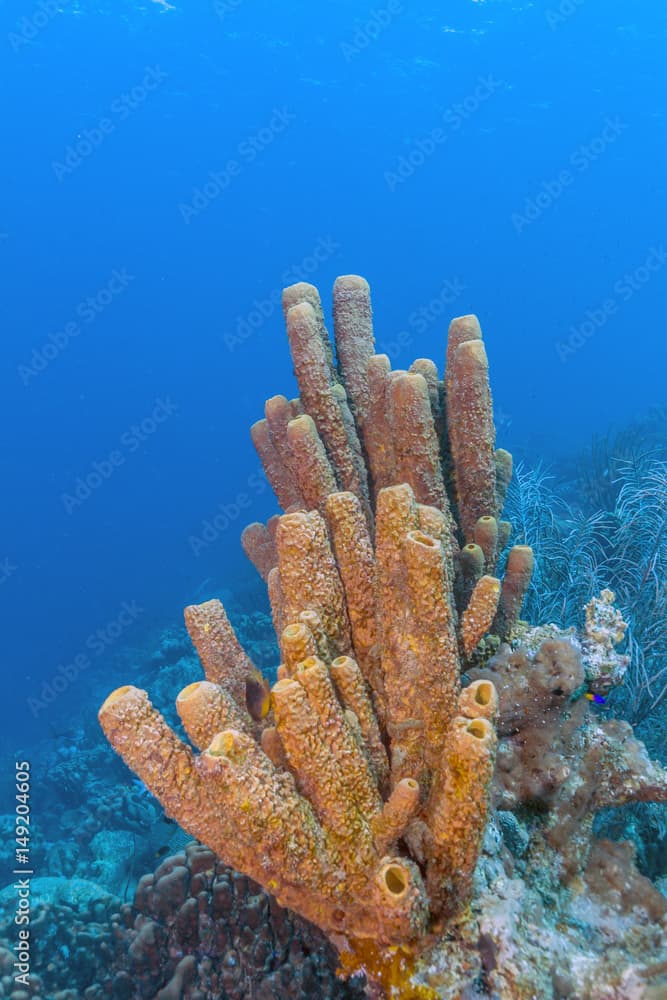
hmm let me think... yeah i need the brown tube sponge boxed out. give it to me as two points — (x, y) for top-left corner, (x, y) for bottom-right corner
(266, 566), (285, 638)
(250, 418), (303, 511)
(285, 301), (370, 504)
(371, 778), (421, 855)
(446, 333), (496, 541)
(281, 281), (334, 377)
(330, 654), (389, 791)
(375, 485), (422, 784)
(409, 358), (445, 447)
(416, 502), (445, 542)
(280, 621), (319, 675)
(445, 314), (482, 367)
(99, 686), (203, 823)
(298, 608), (333, 662)
(461, 575), (501, 658)
(474, 515), (498, 572)
(365, 354), (397, 495)
(275, 510), (352, 658)
(271, 673), (376, 873)
(332, 275), (375, 428)
(388, 371), (447, 511)
(176, 680), (254, 749)
(416, 503), (458, 586)
(401, 529), (461, 769)
(424, 716), (497, 914)
(494, 448), (513, 513)
(493, 544), (534, 640)
(264, 394), (299, 477)
(457, 678), (498, 723)
(325, 490), (381, 698)
(286, 414), (338, 513)
(183, 599), (255, 709)
(241, 521), (278, 581)
(457, 541), (485, 612)
(260, 725), (288, 769)
(296, 657), (382, 822)
(331, 382), (371, 523)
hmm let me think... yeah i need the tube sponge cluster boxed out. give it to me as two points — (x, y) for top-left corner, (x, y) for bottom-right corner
(98, 275), (667, 995)
(99, 277), (522, 957)
(99, 491), (500, 949)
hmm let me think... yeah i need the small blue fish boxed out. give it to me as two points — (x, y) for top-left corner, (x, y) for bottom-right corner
(584, 692), (606, 705)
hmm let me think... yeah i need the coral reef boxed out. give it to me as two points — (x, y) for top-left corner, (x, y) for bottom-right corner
(470, 627), (667, 881)
(99, 276), (667, 998)
(504, 455), (667, 743)
(0, 844), (365, 999)
(0, 737), (167, 901)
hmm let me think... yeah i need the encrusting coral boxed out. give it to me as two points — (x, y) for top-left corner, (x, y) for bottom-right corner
(100, 276), (667, 999)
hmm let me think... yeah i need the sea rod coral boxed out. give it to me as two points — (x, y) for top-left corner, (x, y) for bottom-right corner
(100, 276), (667, 999)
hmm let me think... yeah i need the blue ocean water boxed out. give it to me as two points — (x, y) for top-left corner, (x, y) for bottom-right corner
(3, 0), (667, 747)
(2, 4), (667, 996)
